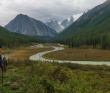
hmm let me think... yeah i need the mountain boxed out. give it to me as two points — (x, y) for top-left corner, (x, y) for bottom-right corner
(45, 14), (82, 33)
(61, 14), (82, 28)
(69, 16), (74, 25)
(53, 0), (110, 49)
(61, 18), (70, 28)
(5, 14), (57, 37)
(0, 26), (44, 48)
(46, 20), (64, 33)
(61, 16), (74, 28)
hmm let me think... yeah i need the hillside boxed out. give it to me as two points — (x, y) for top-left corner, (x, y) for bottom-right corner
(53, 0), (110, 49)
(5, 14), (57, 37)
(0, 26), (44, 48)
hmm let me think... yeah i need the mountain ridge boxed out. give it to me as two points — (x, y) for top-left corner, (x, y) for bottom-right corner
(5, 14), (57, 37)
(46, 14), (82, 33)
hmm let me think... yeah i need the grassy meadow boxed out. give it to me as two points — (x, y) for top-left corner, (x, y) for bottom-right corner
(43, 47), (110, 61)
(2, 46), (53, 60)
(0, 59), (110, 93)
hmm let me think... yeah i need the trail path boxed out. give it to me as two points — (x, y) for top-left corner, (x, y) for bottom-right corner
(29, 47), (110, 66)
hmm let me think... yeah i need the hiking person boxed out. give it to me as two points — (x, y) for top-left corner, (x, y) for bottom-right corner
(0, 44), (7, 87)
(0, 44), (7, 73)
(0, 44), (3, 87)
(0, 44), (2, 73)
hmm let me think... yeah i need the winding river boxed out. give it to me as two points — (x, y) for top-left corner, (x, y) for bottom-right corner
(29, 47), (110, 66)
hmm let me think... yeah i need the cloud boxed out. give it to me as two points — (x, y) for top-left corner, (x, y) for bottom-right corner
(0, 0), (106, 26)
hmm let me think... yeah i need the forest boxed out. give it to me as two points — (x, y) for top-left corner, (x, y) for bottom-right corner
(0, 26), (45, 48)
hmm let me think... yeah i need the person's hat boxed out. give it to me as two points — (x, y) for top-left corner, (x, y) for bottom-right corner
(0, 44), (2, 48)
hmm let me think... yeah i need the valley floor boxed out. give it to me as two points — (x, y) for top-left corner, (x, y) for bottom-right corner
(0, 44), (110, 92)
(44, 47), (110, 61)
(2, 46), (53, 60)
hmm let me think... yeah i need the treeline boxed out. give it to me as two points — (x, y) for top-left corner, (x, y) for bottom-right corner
(0, 26), (45, 48)
(68, 33), (110, 49)
(68, 14), (110, 49)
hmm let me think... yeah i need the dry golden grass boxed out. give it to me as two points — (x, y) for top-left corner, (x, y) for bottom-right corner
(44, 47), (110, 61)
(3, 46), (53, 60)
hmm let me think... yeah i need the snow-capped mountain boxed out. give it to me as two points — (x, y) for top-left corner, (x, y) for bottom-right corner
(46, 13), (82, 33)
(46, 20), (64, 33)
(61, 13), (82, 28)
(61, 18), (70, 28)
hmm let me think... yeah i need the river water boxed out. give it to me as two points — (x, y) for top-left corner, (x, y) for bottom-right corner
(29, 47), (110, 66)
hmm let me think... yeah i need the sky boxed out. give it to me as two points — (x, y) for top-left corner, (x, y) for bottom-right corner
(0, 0), (106, 26)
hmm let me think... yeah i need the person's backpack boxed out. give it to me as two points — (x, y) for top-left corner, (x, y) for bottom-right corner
(2, 56), (7, 72)
(2, 57), (7, 67)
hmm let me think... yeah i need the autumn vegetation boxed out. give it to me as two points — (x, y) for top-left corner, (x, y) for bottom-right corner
(0, 59), (110, 93)
(3, 46), (53, 60)
(43, 47), (110, 61)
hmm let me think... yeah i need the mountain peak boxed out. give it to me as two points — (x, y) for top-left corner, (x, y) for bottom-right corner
(16, 14), (27, 17)
(5, 14), (57, 36)
(46, 20), (64, 33)
(61, 13), (82, 28)
(14, 14), (29, 21)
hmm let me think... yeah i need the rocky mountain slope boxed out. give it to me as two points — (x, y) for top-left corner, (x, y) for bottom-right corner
(61, 14), (82, 28)
(46, 20), (64, 33)
(5, 14), (57, 37)
(61, 16), (74, 28)
(46, 14), (82, 33)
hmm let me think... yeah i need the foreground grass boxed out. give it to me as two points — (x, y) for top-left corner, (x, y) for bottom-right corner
(0, 59), (110, 93)
(44, 47), (110, 61)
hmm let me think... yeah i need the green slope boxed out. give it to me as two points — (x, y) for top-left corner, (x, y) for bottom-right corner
(53, 2), (110, 49)
(0, 26), (45, 48)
